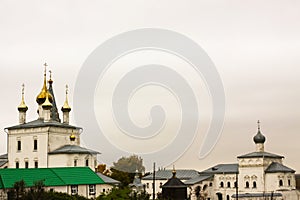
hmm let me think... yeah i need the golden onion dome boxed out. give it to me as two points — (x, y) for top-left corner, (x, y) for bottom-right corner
(36, 90), (53, 105)
(18, 84), (28, 112)
(70, 133), (76, 141)
(36, 64), (53, 104)
(42, 93), (53, 109)
(61, 84), (71, 112)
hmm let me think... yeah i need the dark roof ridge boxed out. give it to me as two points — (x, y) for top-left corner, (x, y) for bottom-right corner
(237, 151), (284, 159)
(265, 162), (295, 173)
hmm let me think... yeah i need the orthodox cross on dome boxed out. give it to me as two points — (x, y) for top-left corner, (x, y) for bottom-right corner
(49, 70), (52, 80)
(66, 84), (69, 95)
(48, 70), (53, 84)
(44, 62), (47, 75)
(257, 120), (260, 131)
(21, 83), (25, 97)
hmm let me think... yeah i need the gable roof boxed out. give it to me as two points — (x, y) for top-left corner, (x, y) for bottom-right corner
(48, 145), (99, 155)
(200, 164), (238, 174)
(0, 167), (104, 189)
(184, 174), (212, 185)
(0, 154), (8, 168)
(265, 162), (295, 173)
(96, 173), (120, 185)
(6, 119), (81, 130)
(0, 161), (8, 168)
(142, 169), (199, 180)
(237, 151), (284, 159)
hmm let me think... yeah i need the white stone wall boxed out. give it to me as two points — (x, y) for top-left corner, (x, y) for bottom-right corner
(7, 127), (49, 168)
(214, 173), (237, 200)
(142, 179), (167, 199)
(7, 126), (80, 169)
(48, 153), (97, 170)
(96, 184), (114, 195)
(265, 172), (296, 192)
(47, 127), (80, 152)
(0, 184), (110, 200)
(189, 180), (213, 200)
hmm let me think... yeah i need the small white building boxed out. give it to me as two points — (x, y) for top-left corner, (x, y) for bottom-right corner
(142, 169), (199, 199)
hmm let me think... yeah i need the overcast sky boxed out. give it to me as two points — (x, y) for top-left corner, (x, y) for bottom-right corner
(1, 0), (300, 172)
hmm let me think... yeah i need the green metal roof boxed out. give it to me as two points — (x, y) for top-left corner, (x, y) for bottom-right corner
(51, 167), (104, 185)
(0, 167), (105, 189)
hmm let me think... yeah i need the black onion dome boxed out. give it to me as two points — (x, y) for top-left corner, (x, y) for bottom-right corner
(253, 130), (266, 144)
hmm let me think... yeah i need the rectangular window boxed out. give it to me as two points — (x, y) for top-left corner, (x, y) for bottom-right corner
(288, 179), (291, 186)
(25, 161), (29, 168)
(89, 184), (96, 195)
(71, 185), (78, 195)
(16, 162), (19, 169)
(34, 139), (38, 151)
(279, 179), (283, 187)
(34, 161), (38, 168)
(17, 141), (21, 151)
(74, 160), (77, 167)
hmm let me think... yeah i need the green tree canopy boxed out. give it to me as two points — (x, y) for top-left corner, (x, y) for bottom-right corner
(112, 155), (145, 174)
(109, 155), (146, 187)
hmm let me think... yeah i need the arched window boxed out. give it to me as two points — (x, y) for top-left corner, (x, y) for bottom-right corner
(220, 181), (224, 188)
(245, 181), (249, 188)
(288, 179), (291, 186)
(195, 186), (201, 197)
(234, 181), (237, 188)
(227, 182), (231, 188)
(253, 181), (257, 188)
(209, 182), (213, 187)
(279, 179), (283, 187)
(227, 195), (230, 200)
(203, 184), (208, 191)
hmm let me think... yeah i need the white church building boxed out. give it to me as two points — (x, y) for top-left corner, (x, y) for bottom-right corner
(186, 121), (300, 200)
(4, 67), (99, 170)
(0, 66), (117, 199)
(143, 121), (300, 200)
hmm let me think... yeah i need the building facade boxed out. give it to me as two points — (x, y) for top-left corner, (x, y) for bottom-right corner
(187, 121), (300, 200)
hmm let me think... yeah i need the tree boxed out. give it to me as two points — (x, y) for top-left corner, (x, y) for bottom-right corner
(97, 187), (131, 200)
(97, 164), (107, 174)
(110, 168), (132, 187)
(97, 187), (150, 200)
(112, 155), (145, 174)
(9, 180), (89, 200)
(110, 155), (146, 186)
(8, 179), (26, 199)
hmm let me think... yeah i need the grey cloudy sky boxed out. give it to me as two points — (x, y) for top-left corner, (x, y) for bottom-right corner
(0, 1), (300, 172)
